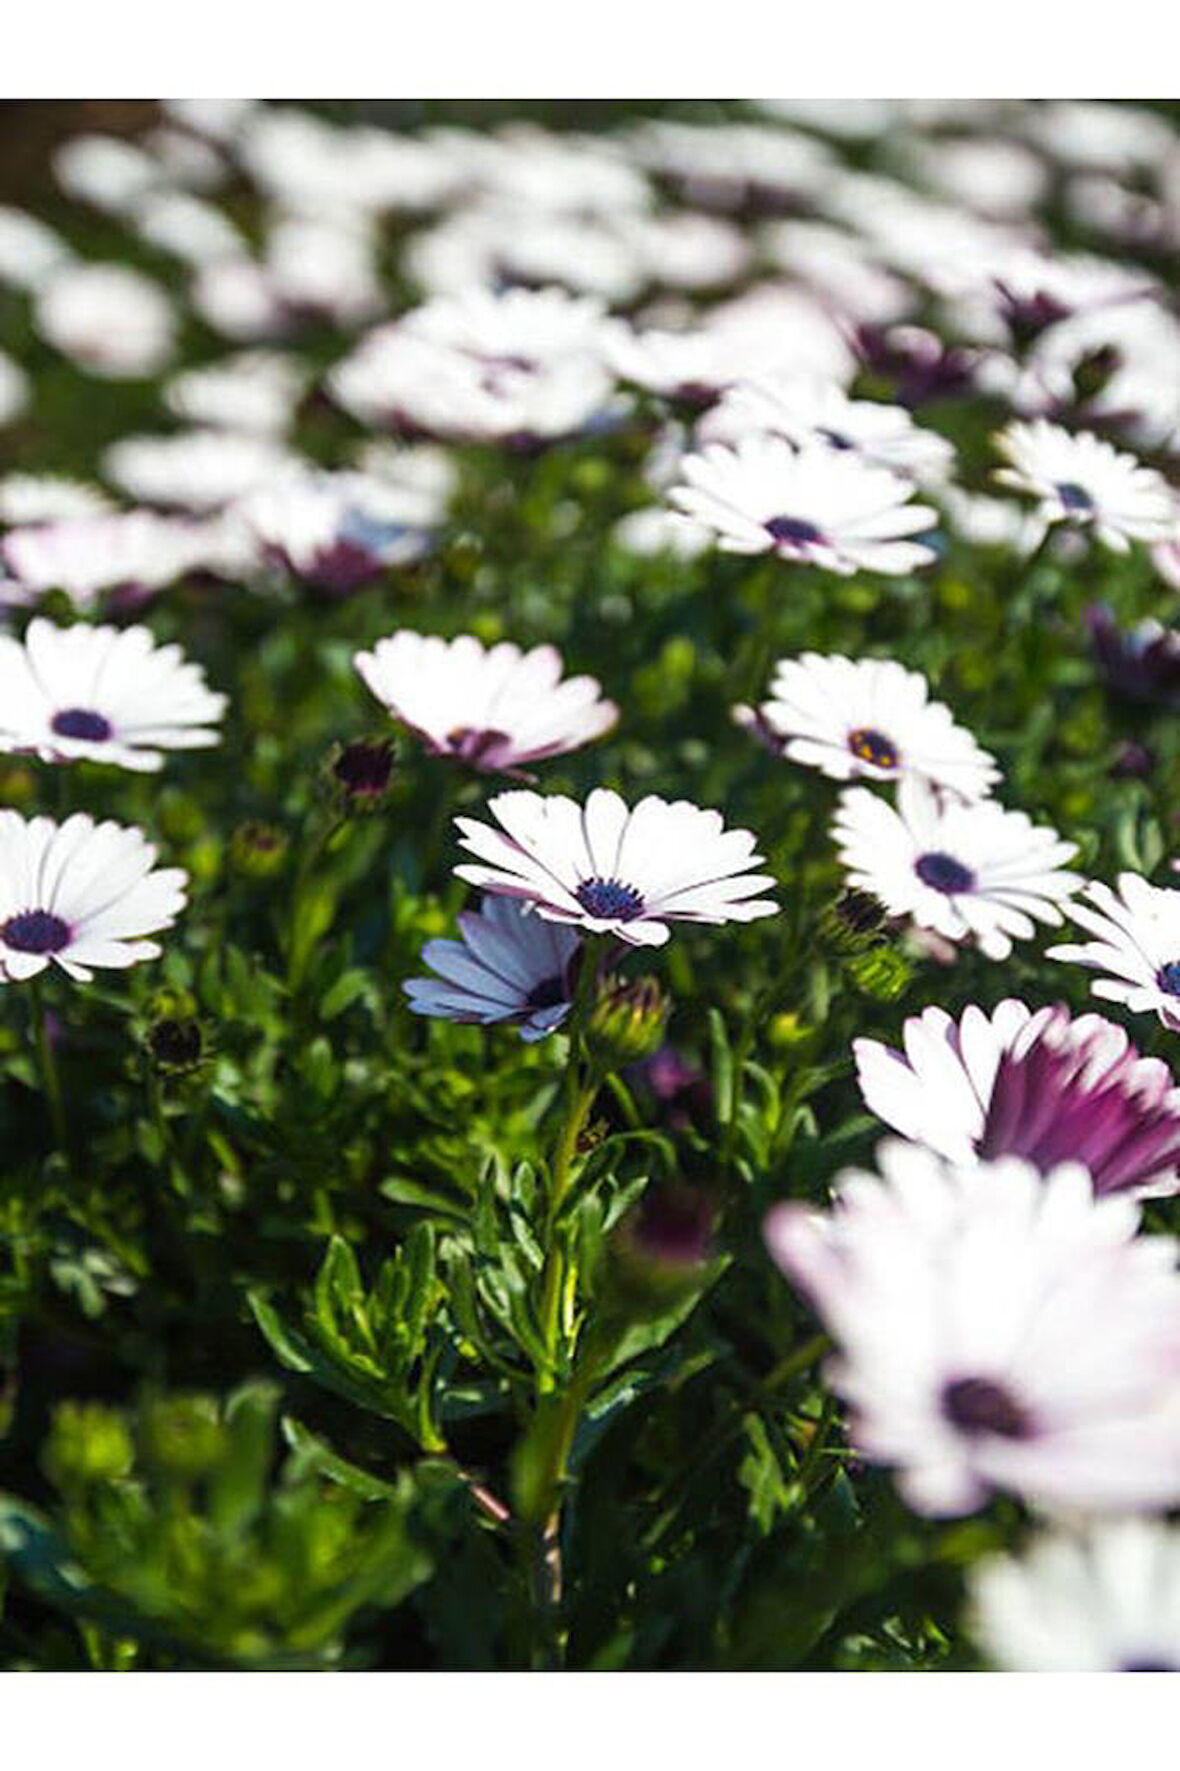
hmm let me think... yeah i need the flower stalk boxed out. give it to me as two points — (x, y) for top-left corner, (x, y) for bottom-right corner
(29, 974), (68, 1162)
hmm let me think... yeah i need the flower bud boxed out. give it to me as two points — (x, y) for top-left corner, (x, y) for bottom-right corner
(606, 1183), (717, 1316)
(1072, 344), (1121, 406)
(846, 944), (911, 1002)
(138, 1394), (225, 1482)
(324, 737), (396, 813)
(228, 820), (289, 880)
(0, 760), (37, 808)
(819, 888), (887, 954)
(584, 974), (669, 1071)
(43, 1401), (134, 1489)
(146, 1016), (204, 1076)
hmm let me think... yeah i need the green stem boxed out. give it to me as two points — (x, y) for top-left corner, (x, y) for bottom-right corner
(29, 974), (68, 1162)
(537, 1067), (599, 1392)
(285, 813), (344, 994)
(535, 947), (606, 1392)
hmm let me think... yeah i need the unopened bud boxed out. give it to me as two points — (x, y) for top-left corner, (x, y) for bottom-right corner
(138, 1394), (224, 1482)
(1072, 345), (1121, 406)
(820, 888), (887, 954)
(846, 944), (911, 1001)
(324, 737), (396, 813)
(607, 1184), (717, 1316)
(43, 1401), (134, 1489)
(584, 974), (669, 1070)
(229, 820), (289, 880)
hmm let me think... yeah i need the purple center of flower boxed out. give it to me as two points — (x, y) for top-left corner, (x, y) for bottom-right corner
(1157, 963), (1180, 997)
(524, 974), (568, 1011)
(2, 909), (71, 954)
(765, 516), (825, 547)
(914, 851), (975, 895)
(941, 1376), (1032, 1440)
(575, 877), (646, 921)
(50, 707), (112, 742)
(446, 726), (512, 767)
(848, 726), (900, 770)
(1056, 480), (1094, 513)
(978, 1012), (1180, 1196)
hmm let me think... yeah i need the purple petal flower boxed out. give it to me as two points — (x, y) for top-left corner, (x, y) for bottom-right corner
(1087, 604), (1180, 710)
(978, 1005), (1180, 1196)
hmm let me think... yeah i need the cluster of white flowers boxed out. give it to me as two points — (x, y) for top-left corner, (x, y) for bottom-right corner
(7, 97), (1180, 1673)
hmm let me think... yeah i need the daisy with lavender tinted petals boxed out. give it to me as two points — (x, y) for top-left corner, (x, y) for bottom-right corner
(669, 436), (937, 575)
(971, 1519), (1180, 1672)
(103, 430), (299, 512)
(855, 998), (1180, 1196)
(404, 896), (580, 1042)
(239, 473), (439, 592)
(353, 633), (617, 776)
(454, 787), (778, 948)
(736, 653), (998, 798)
(833, 776), (1079, 960)
(1, 512), (199, 607)
(697, 377), (955, 484)
(994, 419), (1177, 552)
(765, 1144), (1180, 1518)
(0, 812), (187, 982)
(0, 619), (225, 773)
(1048, 873), (1180, 1031)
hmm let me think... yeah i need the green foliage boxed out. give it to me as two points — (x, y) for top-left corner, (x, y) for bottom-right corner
(0, 1382), (433, 1668)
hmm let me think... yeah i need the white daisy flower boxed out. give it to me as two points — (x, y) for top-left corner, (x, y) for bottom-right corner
(103, 430), (299, 513)
(53, 133), (160, 214)
(436, 122), (648, 217)
(760, 219), (912, 326)
(994, 419), (1177, 552)
(191, 256), (289, 343)
(132, 190), (245, 266)
(971, 1519), (1180, 1672)
(34, 263), (175, 380)
(0, 475), (113, 526)
(237, 472), (438, 592)
(0, 812), (187, 983)
(1, 513), (200, 608)
(164, 351), (306, 436)
(402, 286), (612, 365)
(612, 506), (712, 560)
(832, 776), (1080, 961)
(765, 1144), (1180, 1518)
(163, 98), (257, 143)
(404, 896), (580, 1042)
(1047, 873), (1180, 1031)
(608, 289), (854, 402)
(617, 209), (750, 293)
(350, 440), (457, 511)
(330, 327), (615, 445)
(855, 998), (1180, 1197)
(353, 633), (617, 776)
(0, 205), (72, 294)
(1015, 301), (1180, 448)
(669, 436), (938, 575)
(738, 654), (998, 798)
(454, 786), (778, 949)
(264, 215), (385, 328)
(698, 377), (955, 484)
(0, 619), (225, 773)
